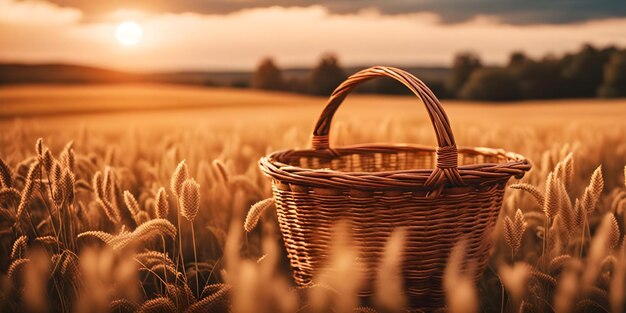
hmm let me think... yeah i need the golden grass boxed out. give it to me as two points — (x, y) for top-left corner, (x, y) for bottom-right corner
(0, 85), (625, 312)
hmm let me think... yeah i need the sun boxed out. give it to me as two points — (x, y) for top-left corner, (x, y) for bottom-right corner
(116, 21), (143, 46)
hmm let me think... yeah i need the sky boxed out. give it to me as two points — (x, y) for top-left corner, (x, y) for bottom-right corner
(1, 0), (626, 72)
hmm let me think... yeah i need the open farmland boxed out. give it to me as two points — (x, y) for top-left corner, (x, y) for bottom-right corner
(0, 84), (625, 312)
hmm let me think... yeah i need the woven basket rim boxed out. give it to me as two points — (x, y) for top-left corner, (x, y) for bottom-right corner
(259, 143), (531, 191)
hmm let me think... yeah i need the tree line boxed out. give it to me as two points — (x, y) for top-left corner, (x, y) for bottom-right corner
(251, 44), (626, 101)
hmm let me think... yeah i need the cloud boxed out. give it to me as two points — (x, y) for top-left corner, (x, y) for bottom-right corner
(1, 3), (626, 71)
(44, 0), (626, 24)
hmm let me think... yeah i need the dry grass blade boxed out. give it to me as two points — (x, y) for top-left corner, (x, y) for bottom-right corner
(11, 235), (27, 260)
(155, 187), (168, 219)
(510, 183), (545, 206)
(0, 157), (13, 188)
(137, 297), (176, 313)
(170, 160), (188, 197)
(180, 178), (200, 222)
(244, 198), (274, 232)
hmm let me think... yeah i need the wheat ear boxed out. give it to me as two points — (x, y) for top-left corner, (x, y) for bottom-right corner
(212, 159), (229, 184)
(11, 235), (27, 260)
(180, 179), (199, 222)
(0, 157), (13, 188)
(543, 173), (559, 219)
(510, 183), (545, 206)
(17, 161), (41, 220)
(244, 198), (274, 232)
(123, 191), (142, 218)
(504, 209), (527, 258)
(607, 213), (620, 250)
(557, 181), (575, 238)
(581, 165), (604, 214)
(155, 187), (169, 219)
(93, 171), (121, 223)
(137, 297), (176, 313)
(170, 160), (188, 197)
(179, 178), (200, 297)
(61, 169), (74, 204)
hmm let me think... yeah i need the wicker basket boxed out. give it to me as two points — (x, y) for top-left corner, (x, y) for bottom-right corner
(248, 66), (531, 307)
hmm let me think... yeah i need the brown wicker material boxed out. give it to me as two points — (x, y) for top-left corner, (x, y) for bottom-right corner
(253, 66), (531, 307)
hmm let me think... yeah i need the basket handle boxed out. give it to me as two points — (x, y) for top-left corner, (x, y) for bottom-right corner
(311, 66), (464, 187)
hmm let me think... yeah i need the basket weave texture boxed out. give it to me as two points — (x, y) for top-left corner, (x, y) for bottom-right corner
(258, 66), (531, 306)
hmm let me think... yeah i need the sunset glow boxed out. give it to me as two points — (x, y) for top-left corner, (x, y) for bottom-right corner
(116, 21), (143, 46)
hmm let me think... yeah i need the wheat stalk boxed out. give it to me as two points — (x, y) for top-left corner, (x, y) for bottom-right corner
(170, 160), (188, 197)
(93, 172), (121, 224)
(137, 297), (176, 313)
(557, 181), (575, 239)
(123, 191), (142, 219)
(61, 169), (74, 204)
(155, 187), (169, 219)
(60, 141), (75, 171)
(78, 218), (176, 250)
(543, 173), (559, 219)
(212, 160), (229, 184)
(180, 179), (199, 222)
(510, 183), (545, 206)
(581, 165), (604, 214)
(607, 213), (620, 250)
(504, 209), (527, 259)
(179, 178), (200, 297)
(35, 138), (43, 158)
(7, 258), (29, 286)
(0, 157), (13, 188)
(17, 161), (41, 221)
(187, 285), (231, 313)
(110, 299), (139, 313)
(244, 198), (274, 232)
(11, 235), (27, 260)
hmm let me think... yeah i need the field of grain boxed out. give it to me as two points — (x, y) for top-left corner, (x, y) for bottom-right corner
(0, 84), (625, 313)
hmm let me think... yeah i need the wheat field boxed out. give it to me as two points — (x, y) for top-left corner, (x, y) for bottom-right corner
(0, 84), (625, 313)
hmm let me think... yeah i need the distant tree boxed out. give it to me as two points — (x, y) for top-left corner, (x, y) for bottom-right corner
(560, 44), (616, 97)
(509, 57), (568, 99)
(459, 68), (521, 101)
(598, 50), (626, 98)
(310, 53), (346, 96)
(446, 52), (482, 97)
(508, 51), (528, 67)
(252, 58), (284, 91)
